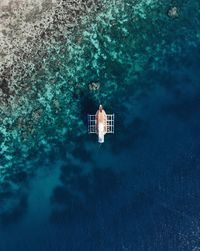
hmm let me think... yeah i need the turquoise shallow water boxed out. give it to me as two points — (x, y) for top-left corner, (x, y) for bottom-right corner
(1, 0), (199, 171)
(1, 0), (200, 250)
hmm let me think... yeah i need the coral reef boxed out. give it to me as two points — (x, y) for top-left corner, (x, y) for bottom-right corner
(0, 0), (200, 184)
(0, 0), (103, 175)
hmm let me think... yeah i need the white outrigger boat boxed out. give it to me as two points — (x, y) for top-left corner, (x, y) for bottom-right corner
(88, 105), (114, 143)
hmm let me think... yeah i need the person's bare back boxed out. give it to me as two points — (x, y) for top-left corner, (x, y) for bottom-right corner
(96, 105), (107, 132)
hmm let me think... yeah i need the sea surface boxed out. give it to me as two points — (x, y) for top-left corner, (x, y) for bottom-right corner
(0, 0), (200, 250)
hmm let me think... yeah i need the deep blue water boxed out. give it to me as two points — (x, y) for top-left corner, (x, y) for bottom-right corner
(1, 45), (200, 250)
(1, 1), (200, 250)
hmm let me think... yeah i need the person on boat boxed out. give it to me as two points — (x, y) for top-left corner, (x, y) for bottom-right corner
(95, 105), (107, 144)
(95, 105), (107, 130)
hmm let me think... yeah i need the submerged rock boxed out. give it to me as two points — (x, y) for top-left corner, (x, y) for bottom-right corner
(88, 82), (100, 91)
(167, 6), (179, 18)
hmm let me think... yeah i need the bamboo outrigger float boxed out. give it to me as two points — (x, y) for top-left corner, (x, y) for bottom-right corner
(88, 105), (114, 143)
